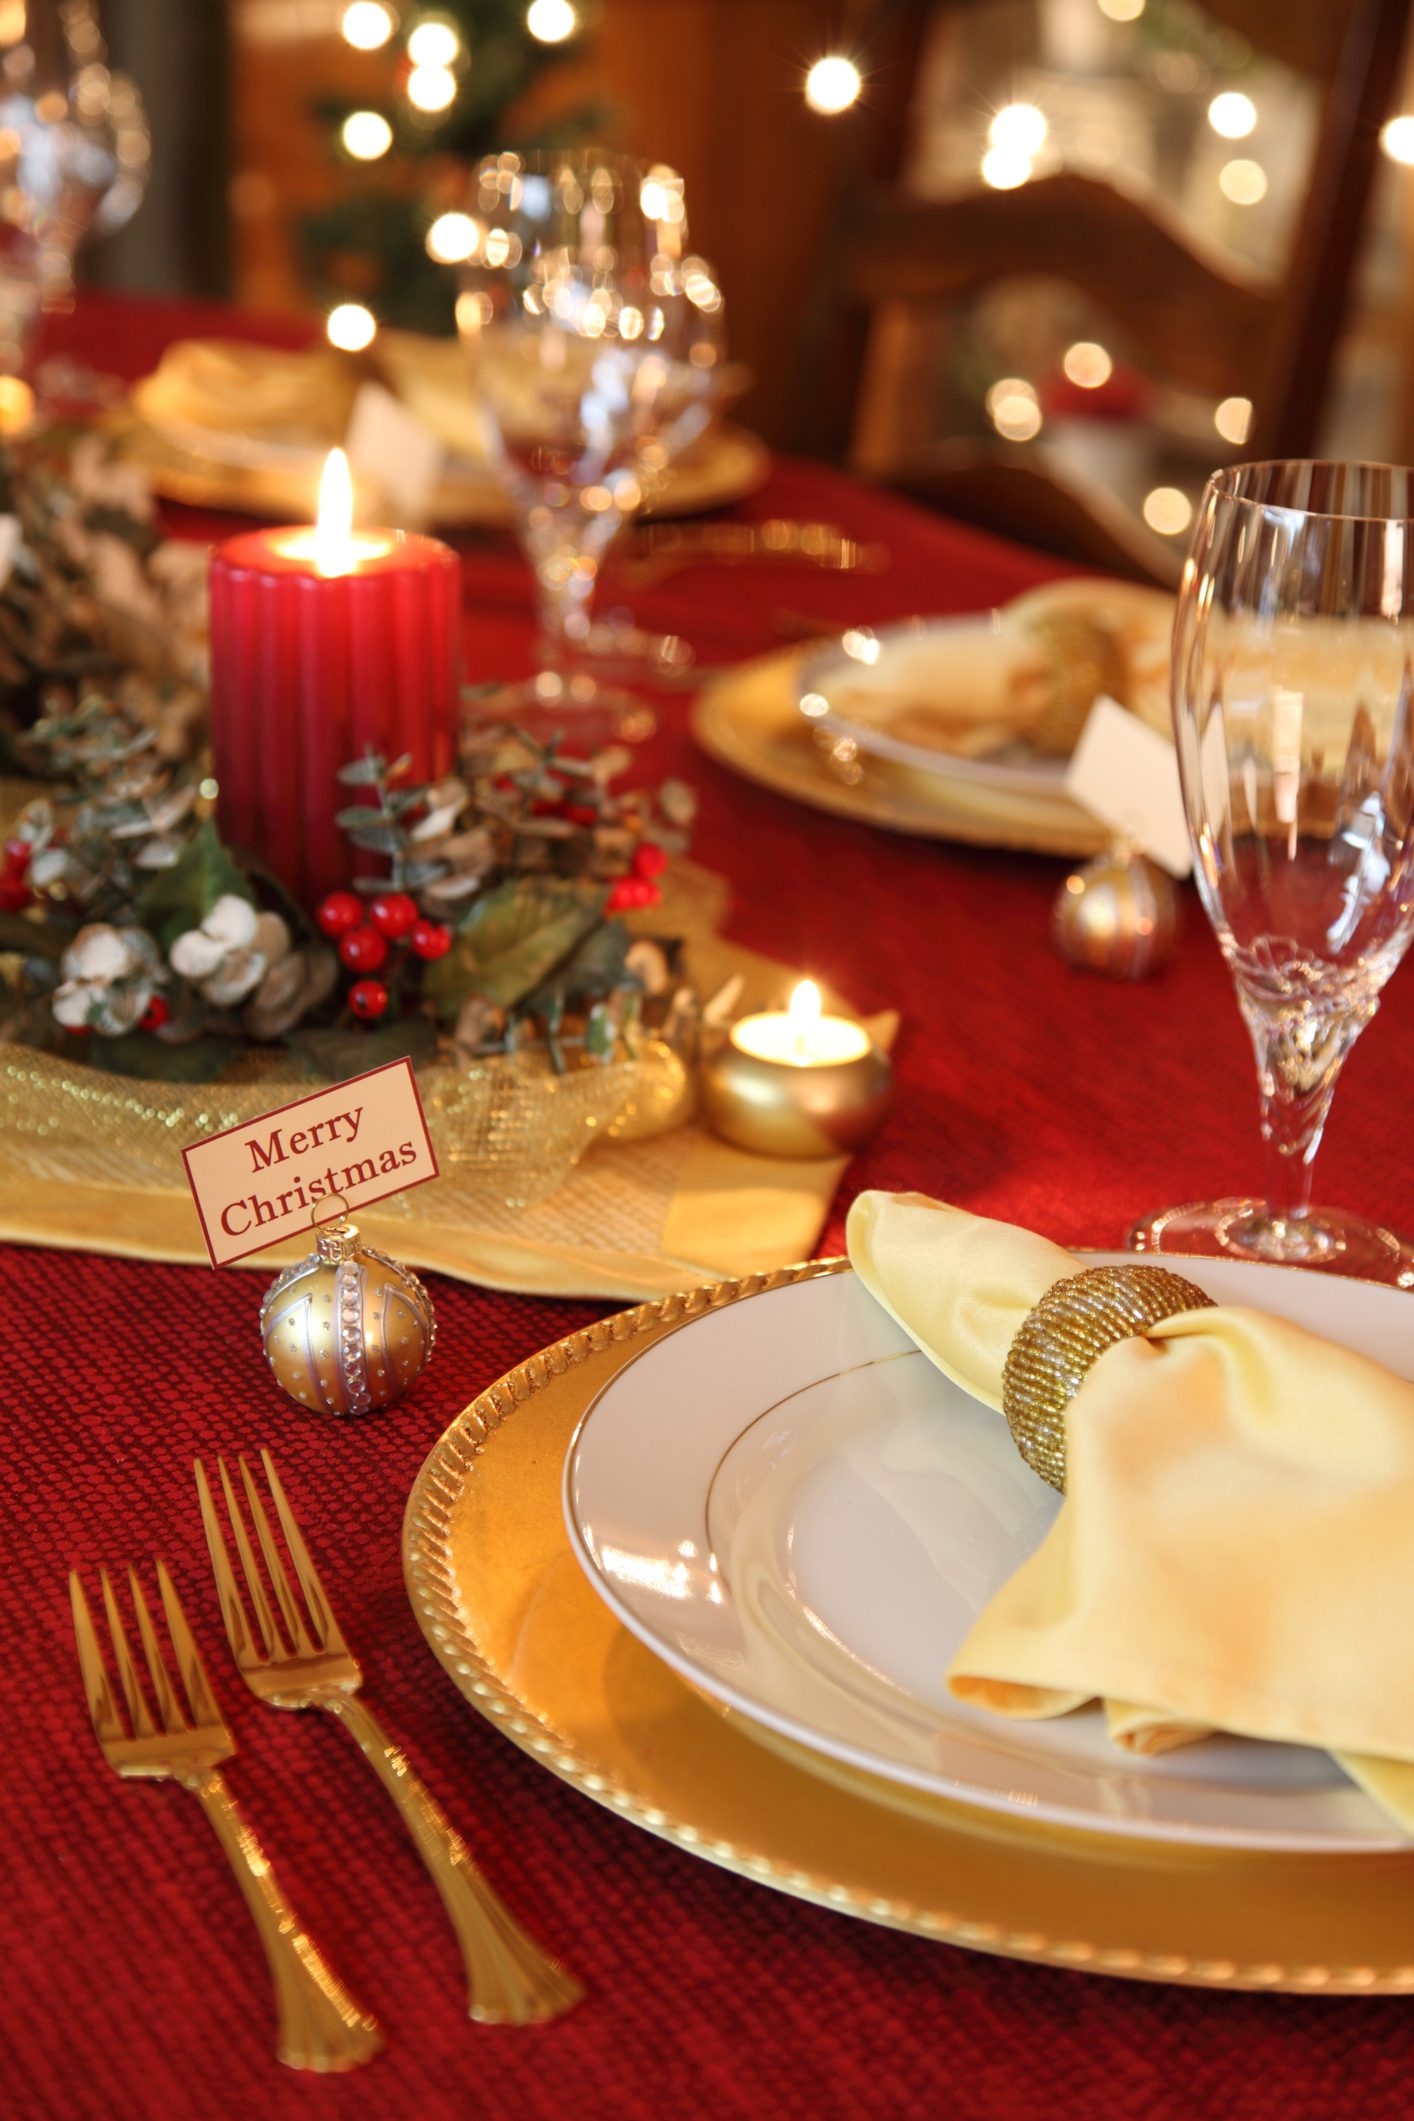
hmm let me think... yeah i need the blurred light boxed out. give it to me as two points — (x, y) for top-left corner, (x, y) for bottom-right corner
(342, 2), (395, 48)
(327, 302), (377, 352)
(426, 210), (478, 263)
(989, 103), (1047, 156)
(980, 147), (1032, 189)
(1143, 486), (1193, 535)
(406, 18), (459, 65)
(0, 374), (33, 434)
(1154, 51), (1199, 91)
(987, 378), (1042, 441)
(1062, 340), (1112, 389)
(1096, 0), (1145, 17)
(407, 63), (456, 111)
(455, 289), (493, 334)
(639, 166), (686, 223)
(1208, 91), (1256, 139)
(805, 55), (863, 114)
(1218, 157), (1267, 204)
(526, 0), (576, 39)
(1381, 115), (1414, 164)
(1215, 395), (1252, 444)
(342, 110), (393, 160)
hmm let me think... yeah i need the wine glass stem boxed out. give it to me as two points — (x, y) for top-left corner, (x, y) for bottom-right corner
(1238, 985), (1378, 1227)
(525, 501), (624, 675)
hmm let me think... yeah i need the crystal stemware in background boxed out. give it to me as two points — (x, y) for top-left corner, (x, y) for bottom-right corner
(0, 0), (149, 384)
(454, 150), (720, 739)
(1131, 460), (1414, 1284)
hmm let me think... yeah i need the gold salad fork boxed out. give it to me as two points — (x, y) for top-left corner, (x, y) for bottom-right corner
(69, 1561), (381, 2073)
(196, 1451), (582, 2025)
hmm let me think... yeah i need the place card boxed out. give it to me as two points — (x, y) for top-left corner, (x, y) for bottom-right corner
(182, 1058), (439, 1267)
(344, 380), (444, 528)
(1063, 695), (1193, 878)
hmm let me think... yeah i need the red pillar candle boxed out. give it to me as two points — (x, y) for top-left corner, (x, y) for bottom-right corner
(209, 450), (461, 909)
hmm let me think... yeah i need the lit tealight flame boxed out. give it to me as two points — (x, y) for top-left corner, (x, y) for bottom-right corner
(789, 978), (822, 1057)
(316, 448), (356, 576)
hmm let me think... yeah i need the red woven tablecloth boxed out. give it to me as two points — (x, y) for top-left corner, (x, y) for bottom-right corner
(6, 296), (1414, 2120)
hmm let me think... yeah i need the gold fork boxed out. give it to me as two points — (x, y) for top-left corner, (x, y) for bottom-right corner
(69, 1561), (381, 2073)
(196, 1450), (582, 2026)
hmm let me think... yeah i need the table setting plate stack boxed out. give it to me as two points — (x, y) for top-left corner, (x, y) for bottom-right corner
(403, 1242), (1414, 1993)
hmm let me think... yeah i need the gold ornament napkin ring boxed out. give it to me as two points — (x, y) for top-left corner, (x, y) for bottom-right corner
(1001, 1264), (1216, 1492)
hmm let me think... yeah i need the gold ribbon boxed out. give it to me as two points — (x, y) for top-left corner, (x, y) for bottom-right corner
(1000, 1264), (1216, 1491)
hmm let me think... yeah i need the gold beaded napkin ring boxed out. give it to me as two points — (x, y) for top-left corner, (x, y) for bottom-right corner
(1001, 1264), (1215, 1492)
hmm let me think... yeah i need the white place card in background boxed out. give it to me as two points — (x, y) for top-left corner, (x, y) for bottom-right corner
(1063, 695), (1193, 878)
(345, 380), (444, 529)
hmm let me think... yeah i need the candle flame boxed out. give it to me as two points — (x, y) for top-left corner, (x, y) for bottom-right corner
(789, 979), (822, 1028)
(315, 448), (355, 576)
(789, 979), (821, 1061)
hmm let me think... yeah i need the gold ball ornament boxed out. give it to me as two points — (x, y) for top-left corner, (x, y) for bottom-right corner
(260, 1220), (435, 1416)
(1053, 844), (1180, 978)
(1001, 1264), (1216, 1491)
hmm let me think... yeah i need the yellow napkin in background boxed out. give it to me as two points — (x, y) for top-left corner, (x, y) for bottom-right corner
(845, 1189), (1414, 1833)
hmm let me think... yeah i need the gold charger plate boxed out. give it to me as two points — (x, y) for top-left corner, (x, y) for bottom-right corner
(119, 416), (770, 528)
(402, 1260), (1414, 1994)
(692, 647), (1109, 858)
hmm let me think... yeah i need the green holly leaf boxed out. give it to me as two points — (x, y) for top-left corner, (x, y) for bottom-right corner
(96, 1032), (245, 1083)
(422, 877), (605, 1020)
(288, 1015), (439, 1082)
(132, 819), (252, 952)
(521, 917), (632, 1014)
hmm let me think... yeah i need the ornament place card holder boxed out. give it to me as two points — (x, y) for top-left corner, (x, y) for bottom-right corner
(182, 1058), (439, 1270)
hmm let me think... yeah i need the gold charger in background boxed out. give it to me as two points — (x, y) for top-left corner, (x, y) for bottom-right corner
(118, 416), (770, 528)
(691, 647), (1110, 858)
(403, 1260), (1414, 1994)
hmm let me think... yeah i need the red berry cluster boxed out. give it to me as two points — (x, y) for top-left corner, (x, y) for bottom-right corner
(0, 837), (32, 913)
(606, 840), (668, 915)
(316, 889), (452, 1023)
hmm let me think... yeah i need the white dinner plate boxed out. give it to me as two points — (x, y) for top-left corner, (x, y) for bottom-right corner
(564, 1256), (1414, 1853)
(798, 616), (1081, 800)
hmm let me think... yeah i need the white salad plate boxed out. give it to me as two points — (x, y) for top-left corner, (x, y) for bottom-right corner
(798, 616), (1079, 798)
(564, 1256), (1414, 1854)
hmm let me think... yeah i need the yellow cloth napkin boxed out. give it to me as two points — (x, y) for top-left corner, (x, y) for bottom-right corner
(845, 1189), (1414, 1831)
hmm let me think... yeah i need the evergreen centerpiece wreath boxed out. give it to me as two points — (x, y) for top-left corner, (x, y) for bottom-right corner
(0, 686), (698, 1095)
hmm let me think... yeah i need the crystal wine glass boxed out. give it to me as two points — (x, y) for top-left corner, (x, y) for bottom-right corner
(454, 150), (717, 738)
(0, 1), (149, 382)
(1131, 460), (1414, 1283)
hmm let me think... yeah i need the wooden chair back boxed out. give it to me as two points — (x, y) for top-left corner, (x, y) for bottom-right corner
(802, 0), (1414, 583)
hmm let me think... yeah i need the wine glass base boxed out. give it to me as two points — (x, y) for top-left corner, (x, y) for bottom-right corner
(470, 672), (656, 749)
(1129, 1199), (1414, 1287)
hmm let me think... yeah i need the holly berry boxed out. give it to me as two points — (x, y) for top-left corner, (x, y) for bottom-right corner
(606, 877), (661, 914)
(632, 842), (668, 881)
(349, 979), (389, 1020)
(409, 919), (452, 961)
(139, 995), (169, 1033)
(368, 891), (419, 940)
(339, 925), (389, 973)
(316, 889), (363, 938)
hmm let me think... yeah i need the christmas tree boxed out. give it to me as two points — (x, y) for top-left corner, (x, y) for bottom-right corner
(302, 1), (604, 341)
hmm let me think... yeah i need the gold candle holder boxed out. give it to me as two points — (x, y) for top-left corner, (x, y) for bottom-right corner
(700, 981), (894, 1160)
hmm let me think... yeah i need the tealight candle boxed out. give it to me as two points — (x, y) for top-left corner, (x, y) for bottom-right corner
(701, 980), (893, 1159)
(208, 449), (460, 907)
